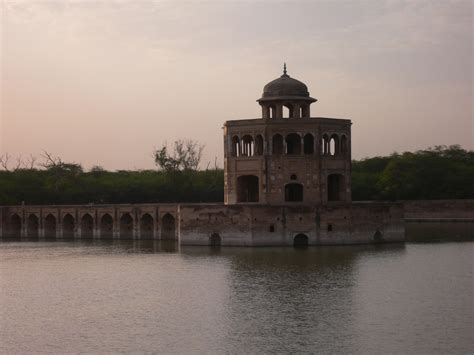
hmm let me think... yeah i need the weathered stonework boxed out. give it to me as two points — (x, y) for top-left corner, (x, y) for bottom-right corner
(0, 66), (410, 246)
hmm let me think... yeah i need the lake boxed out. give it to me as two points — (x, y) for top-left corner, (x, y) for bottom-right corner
(0, 236), (472, 353)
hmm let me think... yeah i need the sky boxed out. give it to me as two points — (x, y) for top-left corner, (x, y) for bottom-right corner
(1, 0), (472, 170)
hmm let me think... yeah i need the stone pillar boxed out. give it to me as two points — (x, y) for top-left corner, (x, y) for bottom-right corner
(276, 104), (283, 119)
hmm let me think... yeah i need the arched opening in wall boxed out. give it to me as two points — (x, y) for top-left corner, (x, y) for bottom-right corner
(119, 213), (133, 239)
(209, 233), (221, 246)
(231, 136), (240, 157)
(44, 214), (56, 239)
(27, 214), (39, 238)
(322, 134), (329, 155)
(161, 213), (176, 240)
(81, 214), (94, 238)
(272, 134), (284, 155)
(285, 133), (301, 155)
(285, 183), (303, 202)
(303, 133), (314, 154)
(255, 135), (264, 156)
(341, 135), (347, 155)
(140, 213), (154, 239)
(237, 175), (259, 202)
(63, 214), (75, 238)
(241, 135), (254, 157)
(269, 106), (275, 119)
(329, 134), (339, 156)
(293, 233), (309, 247)
(283, 104), (293, 118)
(9, 214), (21, 237)
(328, 174), (345, 201)
(100, 214), (114, 239)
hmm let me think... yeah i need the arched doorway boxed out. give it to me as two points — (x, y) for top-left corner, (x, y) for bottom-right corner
(63, 214), (75, 238)
(100, 214), (114, 239)
(119, 213), (133, 239)
(44, 214), (57, 239)
(237, 175), (259, 202)
(27, 214), (39, 238)
(210, 233), (221, 246)
(293, 233), (308, 247)
(81, 214), (94, 239)
(140, 213), (154, 239)
(328, 174), (344, 201)
(9, 214), (21, 237)
(161, 213), (176, 240)
(285, 183), (303, 202)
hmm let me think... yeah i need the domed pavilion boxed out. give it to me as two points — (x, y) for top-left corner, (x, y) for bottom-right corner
(224, 64), (352, 205)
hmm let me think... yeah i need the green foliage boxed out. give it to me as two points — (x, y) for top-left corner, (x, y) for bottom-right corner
(352, 145), (474, 200)
(0, 145), (472, 205)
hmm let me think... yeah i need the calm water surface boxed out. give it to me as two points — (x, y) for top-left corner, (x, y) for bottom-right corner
(0, 240), (472, 354)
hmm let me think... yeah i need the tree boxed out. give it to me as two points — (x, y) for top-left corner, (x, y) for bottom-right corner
(154, 139), (205, 172)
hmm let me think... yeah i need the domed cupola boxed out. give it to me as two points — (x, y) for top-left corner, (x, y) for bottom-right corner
(257, 64), (317, 119)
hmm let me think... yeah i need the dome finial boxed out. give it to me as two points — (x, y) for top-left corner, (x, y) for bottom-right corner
(283, 62), (287, 75)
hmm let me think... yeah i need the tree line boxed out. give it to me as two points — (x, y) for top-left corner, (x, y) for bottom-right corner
(0, 144), (472, 205)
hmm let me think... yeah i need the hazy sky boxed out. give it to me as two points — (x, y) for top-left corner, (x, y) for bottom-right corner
(1, 0), (472, 170)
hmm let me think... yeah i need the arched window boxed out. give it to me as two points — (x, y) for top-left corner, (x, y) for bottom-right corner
(341, 135), (347, 155)
(328, 174), (344, 201)
(285, 133), (301, 155)
(237, 175), (259, 202)
(231, 136), (240, 157)
(303, 133), (314, 154)
(329, 134), (339, 156)
(269, 106), (275, 119)
(285, 183), (303, 202)
(255, 135), (264, 155)
(322, 134), (329, 155)
(283, 104), (294, 118)
(241, 135), (254, 157)
(272, 134), (284, 155)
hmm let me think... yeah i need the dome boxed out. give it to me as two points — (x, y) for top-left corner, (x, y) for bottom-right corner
(258, 64), (316, 103)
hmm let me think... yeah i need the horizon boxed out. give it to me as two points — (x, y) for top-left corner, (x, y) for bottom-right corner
(1, 1), (473, 170)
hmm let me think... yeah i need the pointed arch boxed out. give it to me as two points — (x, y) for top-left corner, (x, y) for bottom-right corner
(44, 214), (57, 238)
(100, 214), (114, 239)
(140, 213), (154, 239)
(63, 214), (75, 238)
(27, 214), (39, 238)
(81, 213), (94, 238)
(119, 213), (133, 239)
(161, 213), (176, 240)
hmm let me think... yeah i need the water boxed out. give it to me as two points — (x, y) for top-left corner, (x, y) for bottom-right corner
(0, 240), (472, 354)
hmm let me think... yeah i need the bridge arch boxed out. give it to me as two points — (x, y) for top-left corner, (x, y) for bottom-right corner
(44, 214), (57, 239)
(100, 214), (114, 239)
(80, 213), (94, 238)
(293, 233), (308, 247)
(9, 214), (22, 237)
(63, 214), (75, 238)
(140, 213), (154, 239)
(27, 214), (39, 238)
(161, 213), (176, 240)
(119, 213), (133, 239)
